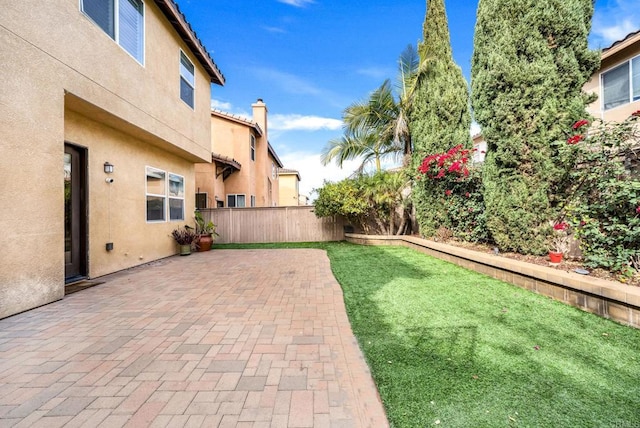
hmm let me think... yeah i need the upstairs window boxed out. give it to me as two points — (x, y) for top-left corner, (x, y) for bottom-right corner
(250, 135), (256, 161)
(602, 56), (640, 110)
(180, 51), (195, 108)
(81, 0), (144, 64)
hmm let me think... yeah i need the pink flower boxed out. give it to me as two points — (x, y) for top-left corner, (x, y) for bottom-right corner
(554, 222), (568, 231)
(632, 110), (640, 117)
(465, 192), (471, 198)
(572, 119), (589, 129)
(445, 189), (452, 196)
(636, 206), (640, 214)
(567, 135), (584, 145)
(448, 161), (462, 173)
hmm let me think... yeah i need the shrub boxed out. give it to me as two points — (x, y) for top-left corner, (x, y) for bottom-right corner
(559, 115), (640, 277)
(416, 145), (487, 242)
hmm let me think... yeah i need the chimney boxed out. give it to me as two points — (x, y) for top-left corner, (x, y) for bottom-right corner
(252, 98), (267, 137)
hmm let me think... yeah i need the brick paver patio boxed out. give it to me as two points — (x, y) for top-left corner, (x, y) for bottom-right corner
(0, 249), (388, 427)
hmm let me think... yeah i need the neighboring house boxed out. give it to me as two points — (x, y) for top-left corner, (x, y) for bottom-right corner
(584, 30), (640, 121)
(472, 132), (487, 164)
(278, 169), (302, 206)
(0, 0), (224, 318)
(195, 99), (284, 208)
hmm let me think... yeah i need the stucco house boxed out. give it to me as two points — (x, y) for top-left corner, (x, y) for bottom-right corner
(0, 0), (224, 318)
(584, 30), (640, 121)
(195, 100), (284, 208)
(278, 169), (302, 206)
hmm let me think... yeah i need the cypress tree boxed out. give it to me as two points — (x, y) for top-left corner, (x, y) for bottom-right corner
(471, 0), (599, 254)
(409, 0), (472, 236)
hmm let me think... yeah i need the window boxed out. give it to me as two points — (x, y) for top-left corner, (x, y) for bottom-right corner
(250, 195), (256, 207)
(146, 167), (166, 221)
(250, 135), (256, 161)
(602, 56), (640, 110)
(272, 163), (277, 179)
(146, 167), (185, 221)
(195, 193), (207, 210)
(227, 194), (246, 208)
(168, 173), (184, 220)
(633, 57), (640, 102)
(81, 0), (144, 63)
(180, 51), (195, 108)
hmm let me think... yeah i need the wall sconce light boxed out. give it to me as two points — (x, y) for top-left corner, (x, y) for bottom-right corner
(104, 162), (114, 174)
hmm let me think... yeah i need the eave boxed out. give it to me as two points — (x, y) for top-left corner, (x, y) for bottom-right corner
(154, 0), (225, 85)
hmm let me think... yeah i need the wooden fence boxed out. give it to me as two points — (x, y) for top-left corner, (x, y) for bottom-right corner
(199, 207), (345, 244)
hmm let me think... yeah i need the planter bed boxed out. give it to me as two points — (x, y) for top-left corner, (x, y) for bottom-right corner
(345, 233), (640, 328)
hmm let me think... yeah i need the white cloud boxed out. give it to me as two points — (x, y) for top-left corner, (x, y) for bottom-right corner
(592, 19), (636, 46)
(249, 67), (349, 108)
(279, 152), (360, 199)
(262, 26), (287, 34)
(356, 66), (392, 80)
(252, 67), (323, 96)
(211, 99), (233, 111)
(277, 0), (314, 7)
(269, 114), (343, 131)
(210, 99), (251, 120)
(591, 1), (640, 48)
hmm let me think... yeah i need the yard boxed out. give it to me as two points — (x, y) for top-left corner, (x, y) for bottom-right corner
(215, 242), (640, 427)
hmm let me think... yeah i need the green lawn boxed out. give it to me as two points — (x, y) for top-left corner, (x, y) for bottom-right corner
(214, 242), (640, 427)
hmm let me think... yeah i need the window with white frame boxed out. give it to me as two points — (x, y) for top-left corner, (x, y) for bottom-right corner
(180, 51), (195, 108)
(146, 167), (166, 221)
(81, 0), (144, 64)
(146, 167), (185, 221)
(227, 194), (246, 208)
(272, 162), (277, 179)
(250, 135), (256, 161)
(250, 195), (256, 207)
(602, 56), (640, 110)
(168, 173), (184, 220)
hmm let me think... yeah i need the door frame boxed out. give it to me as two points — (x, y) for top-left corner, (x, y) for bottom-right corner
(64, 142), (88, 283)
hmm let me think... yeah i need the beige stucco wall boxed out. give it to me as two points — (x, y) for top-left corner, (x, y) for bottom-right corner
(0, 0), (215, 318)
(585, 35), (640, 122)
(279, 174), (300, 206)
(64, 109), (196, 278)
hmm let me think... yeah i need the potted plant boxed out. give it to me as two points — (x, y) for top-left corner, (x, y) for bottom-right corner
(194, 210), (219, 252)
(171, 226), (197, 256)
(549, 221), (570, 264)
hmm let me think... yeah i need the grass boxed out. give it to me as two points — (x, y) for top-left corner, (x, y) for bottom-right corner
(213, 242), (640, 427)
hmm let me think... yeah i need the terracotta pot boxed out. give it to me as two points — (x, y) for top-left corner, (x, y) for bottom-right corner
(549, 251), (563, 264)
(196, 234), (213, 252)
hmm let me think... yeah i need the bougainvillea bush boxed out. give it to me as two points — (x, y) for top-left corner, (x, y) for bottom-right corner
(559, 113), (640, 278)
(416, 145), (487, 242)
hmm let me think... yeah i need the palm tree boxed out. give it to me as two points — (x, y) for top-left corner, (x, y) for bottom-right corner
(361, 171), (410, 235)
(321, 45), (419, 171)
(320, 128), (399, 173)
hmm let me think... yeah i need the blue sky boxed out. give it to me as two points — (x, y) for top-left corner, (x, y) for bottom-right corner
(177, 0), (640, 198)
